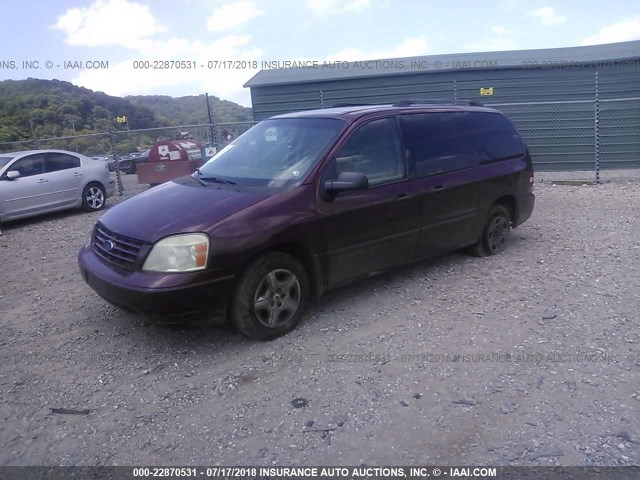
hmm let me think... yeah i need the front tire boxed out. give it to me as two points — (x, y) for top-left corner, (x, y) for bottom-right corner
(82, 183), (106, 212)
(468, 204), (511, 257)
(231, 253), (309, 340)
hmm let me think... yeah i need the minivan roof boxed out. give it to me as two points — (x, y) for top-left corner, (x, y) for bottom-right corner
(271, 102), (501, 120)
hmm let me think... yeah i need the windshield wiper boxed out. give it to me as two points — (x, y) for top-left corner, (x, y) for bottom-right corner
(194, 168), (237, 185)
(192, 169), (208, 186)
(202, 176), (237, 186)
(193, 169), (241, 190)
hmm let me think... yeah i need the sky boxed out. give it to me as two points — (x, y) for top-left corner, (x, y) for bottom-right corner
(1, 0), (639, 106)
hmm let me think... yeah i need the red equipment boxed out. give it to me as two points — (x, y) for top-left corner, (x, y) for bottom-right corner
(137, 140), (206, 186)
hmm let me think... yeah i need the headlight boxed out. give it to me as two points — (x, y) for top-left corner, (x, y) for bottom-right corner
(142, 234), (209, 272)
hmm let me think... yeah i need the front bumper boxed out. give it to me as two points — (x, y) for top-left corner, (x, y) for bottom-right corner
(78, 245), (235, 325)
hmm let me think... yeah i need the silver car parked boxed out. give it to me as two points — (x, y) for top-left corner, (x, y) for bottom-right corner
(0, 150), (115, 223)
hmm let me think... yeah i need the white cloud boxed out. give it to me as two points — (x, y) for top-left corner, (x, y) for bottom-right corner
(464, 25), (518, 52)
(501, 0), (519, 9)
(306, 0), (372, 15)
(465, 37), (518, 52)
(52, 0), (263, 105)
(344, 0), (372, 12)
(206, 1), (263, 32)
(580, 18), (640, 45)
(52, 0), (167, 48)
(492, 25), (509, 35)
(70, 34), (262, 106)
(531, 6), (566, 26)
(326, 37), (428, 61)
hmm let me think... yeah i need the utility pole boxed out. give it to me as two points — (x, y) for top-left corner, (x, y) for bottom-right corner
(29, 120), (38, 149)
(205, 93), (216, 145)
(107, 110), (124, 196)
(70, 120), (79, 152)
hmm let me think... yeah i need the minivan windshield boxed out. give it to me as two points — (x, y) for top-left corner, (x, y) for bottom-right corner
(197, 118), (346, 192)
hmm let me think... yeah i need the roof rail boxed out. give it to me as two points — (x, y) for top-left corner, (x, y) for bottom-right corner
(393, 99), (484, 107)
(331, 103), (372, 107)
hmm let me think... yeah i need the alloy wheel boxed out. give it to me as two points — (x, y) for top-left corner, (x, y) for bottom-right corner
(253, 269), (301, 328)
(86, 187), (105, 210)
(487, 215), (509, 253)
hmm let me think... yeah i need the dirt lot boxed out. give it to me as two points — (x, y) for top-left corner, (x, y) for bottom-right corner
(1, 174), (639, 467)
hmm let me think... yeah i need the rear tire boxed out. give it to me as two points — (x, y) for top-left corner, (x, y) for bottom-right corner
(231, 252), (309, 340)
(468, 204), (511, 257)
(81, 183), (106, 212)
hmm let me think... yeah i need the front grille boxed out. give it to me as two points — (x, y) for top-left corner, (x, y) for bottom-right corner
(92, 222), (146, 271)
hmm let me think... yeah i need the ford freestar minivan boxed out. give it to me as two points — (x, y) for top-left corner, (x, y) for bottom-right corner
(78, 101), (535, 340)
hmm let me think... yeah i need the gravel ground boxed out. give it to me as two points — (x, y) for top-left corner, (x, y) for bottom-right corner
(0, 173), (639, 467)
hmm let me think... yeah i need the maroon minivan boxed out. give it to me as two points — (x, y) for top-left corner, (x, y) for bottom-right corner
(78, 102), (535, 340)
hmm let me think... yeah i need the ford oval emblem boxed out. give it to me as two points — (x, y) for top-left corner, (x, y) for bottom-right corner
(104, 240), (114, 252)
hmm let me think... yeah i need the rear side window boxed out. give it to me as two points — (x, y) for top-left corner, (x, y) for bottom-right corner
(45, 152), (81, 172)
(401, 111), (525, 178)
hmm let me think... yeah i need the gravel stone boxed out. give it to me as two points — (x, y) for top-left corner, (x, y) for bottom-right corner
(0, 174), (639, 465)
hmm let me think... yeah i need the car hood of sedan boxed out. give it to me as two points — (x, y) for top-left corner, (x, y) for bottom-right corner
(98, 178), (269, 243)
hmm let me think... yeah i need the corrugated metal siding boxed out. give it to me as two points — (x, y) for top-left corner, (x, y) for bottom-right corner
(250, 67), (607, 118)
(245, 40), (640, 87)
(600, 98), (640, 168)
(249, 64), (640, 172)
(489, 101), (596, 171)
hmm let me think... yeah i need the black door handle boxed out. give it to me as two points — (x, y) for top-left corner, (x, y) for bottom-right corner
(432, 185), (445, 193)
(396, 192), (411, 200)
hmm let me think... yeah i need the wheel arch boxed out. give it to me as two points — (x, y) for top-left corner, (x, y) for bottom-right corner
(83, 179), (106, 191)
(242, 242), (323, 301)
(493, 195), (518, 226)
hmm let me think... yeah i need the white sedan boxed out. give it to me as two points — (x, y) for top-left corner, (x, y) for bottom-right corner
(0, 149), (116, 224)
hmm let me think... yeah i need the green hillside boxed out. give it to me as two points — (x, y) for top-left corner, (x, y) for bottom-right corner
(0, 79), (253, 154)
(0, 79), (159, 142)
(126, 94), (253, 125)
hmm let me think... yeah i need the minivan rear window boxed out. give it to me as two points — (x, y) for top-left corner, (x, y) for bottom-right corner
(472, 112), (527, 164)
(401, 111), (526, 178)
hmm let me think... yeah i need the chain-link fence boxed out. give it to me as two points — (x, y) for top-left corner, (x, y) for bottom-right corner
(0, 121), (258, 194)
(485, 101), (597, 172)
(277, 71), (640, 183)
(0, 122), (257, 156)
(485, 97), (640, 183)
(0, 132), (114, 156)
(2, 89), (639, 185)
(108, 122), (256, 152)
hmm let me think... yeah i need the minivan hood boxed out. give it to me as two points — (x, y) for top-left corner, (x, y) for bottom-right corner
(98, 179), (269, 243)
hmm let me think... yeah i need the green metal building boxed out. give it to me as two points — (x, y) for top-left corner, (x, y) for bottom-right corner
(244, 41), (640, 173)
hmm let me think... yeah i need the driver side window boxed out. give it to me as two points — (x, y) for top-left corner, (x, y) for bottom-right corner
(334, 118), (405, 187)
(8, 154), (46, 178)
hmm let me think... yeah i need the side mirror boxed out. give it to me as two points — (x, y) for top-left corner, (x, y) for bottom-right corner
(6, 170), (20, 180)
(322, 171), (368, 201)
